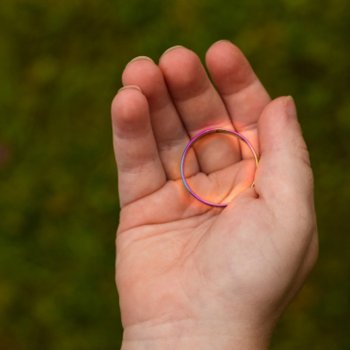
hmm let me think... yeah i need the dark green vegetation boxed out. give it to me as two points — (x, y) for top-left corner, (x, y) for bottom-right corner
(0, 0), (349, 349)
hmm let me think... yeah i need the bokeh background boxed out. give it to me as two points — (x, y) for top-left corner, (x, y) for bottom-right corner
(0, 0), (349, 349)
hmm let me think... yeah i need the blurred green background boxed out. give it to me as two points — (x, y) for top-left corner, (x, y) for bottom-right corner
(0, 0), (349, 349)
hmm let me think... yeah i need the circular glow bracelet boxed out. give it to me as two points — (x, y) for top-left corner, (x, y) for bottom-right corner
(180, 127), (259, 208)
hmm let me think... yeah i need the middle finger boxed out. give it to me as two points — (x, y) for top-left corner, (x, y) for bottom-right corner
(159, 46), (241, 175)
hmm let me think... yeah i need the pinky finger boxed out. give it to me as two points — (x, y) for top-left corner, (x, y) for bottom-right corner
(111, 86), (167, 207)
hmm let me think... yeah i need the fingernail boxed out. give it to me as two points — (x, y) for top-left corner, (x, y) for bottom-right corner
(128, 56), (154, 64)
(286, 95), (297, 117)
(160, 45), (185, 58)
(118, 85), (142, 93)
(214, 39), (232, 45)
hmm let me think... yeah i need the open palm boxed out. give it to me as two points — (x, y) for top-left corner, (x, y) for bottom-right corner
(111, 41), (318, 347)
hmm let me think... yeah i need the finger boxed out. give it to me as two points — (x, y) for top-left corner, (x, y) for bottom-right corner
(255, 96), (314, 206)
(205, 40), (271, 159)
(159, 46), (241, 174)
(111, 86), (166, 207)
(122, 57), (199, 180)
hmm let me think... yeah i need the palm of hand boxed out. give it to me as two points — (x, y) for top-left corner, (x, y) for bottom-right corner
(112, 41), (318, 337)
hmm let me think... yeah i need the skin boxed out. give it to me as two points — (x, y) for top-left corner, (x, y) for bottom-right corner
(111, 40), (318, 349)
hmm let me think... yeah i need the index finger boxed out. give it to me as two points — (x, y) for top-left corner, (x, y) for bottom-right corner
(205, 40), (271, 159)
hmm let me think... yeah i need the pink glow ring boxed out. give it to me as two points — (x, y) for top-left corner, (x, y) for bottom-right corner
(180, 127), (259, 208)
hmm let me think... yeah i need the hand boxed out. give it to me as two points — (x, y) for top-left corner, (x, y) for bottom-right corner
(111, 40), (318, 349)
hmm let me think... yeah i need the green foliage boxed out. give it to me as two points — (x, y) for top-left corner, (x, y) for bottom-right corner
(0, 0), (349, 348)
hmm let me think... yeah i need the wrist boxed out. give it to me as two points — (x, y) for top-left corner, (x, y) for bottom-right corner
(121, 318), (273, 350)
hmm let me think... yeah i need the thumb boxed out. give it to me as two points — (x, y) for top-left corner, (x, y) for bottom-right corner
(254, 96), (314, 205)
